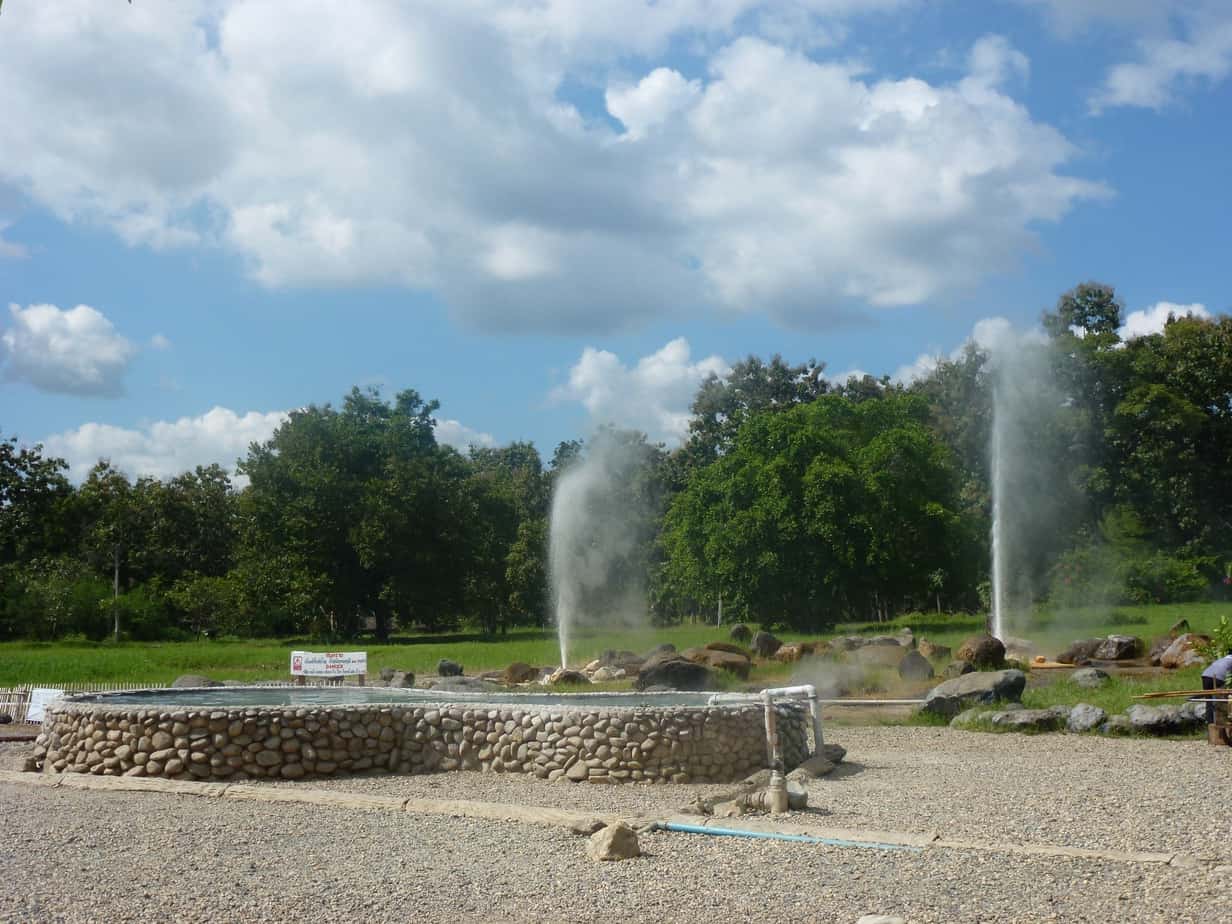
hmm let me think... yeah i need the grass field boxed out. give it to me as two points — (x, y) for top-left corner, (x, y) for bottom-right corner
(1, 602), (1227, 687)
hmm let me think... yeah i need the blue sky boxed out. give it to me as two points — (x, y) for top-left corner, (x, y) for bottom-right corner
(0, 0), (1229, 480)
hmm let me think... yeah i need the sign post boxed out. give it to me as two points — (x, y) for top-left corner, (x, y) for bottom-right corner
(289, 651), (367, 686)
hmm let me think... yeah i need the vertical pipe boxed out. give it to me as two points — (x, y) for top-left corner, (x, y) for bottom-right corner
(762, 689), (781, 771)
(807, 688), (823, 750)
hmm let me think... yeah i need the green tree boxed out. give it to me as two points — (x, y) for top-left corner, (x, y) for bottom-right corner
(662, 393), (969, 629)
(77, 462), (146, 641)
(684, 354), (829, 466)
(0, 434), (76, 567)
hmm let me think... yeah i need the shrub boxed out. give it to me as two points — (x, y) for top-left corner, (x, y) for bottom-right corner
(1124, 553), (1207, 604)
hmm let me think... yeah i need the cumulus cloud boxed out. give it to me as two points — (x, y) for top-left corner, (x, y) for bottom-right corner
(149, 333), (172, 350)
(1119, 301), (1211, 339)
(436, 419), (496, 451)
(41, 406), (496, 482)
(0, 6), (1104, 330)
(1, 303), (138, 396)
(553, 337), (729, 444)
(41, 407), (289, 483)
(607, 68), (701, 139)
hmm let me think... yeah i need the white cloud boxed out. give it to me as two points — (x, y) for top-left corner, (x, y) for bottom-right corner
(150, 333), (172, 350)
(553, 337), (729, 444)
(1092, 18), (1232, 111)
(607, 68), (701, 139)
(41, 407), (289, 483)
(0, 6), (1102, 330)
(436, 419), (496, 451)
(1, 303), (138, 396)
(1019, 1), (1232, 111)
(43, 405), (498, 482)
(1119, 301), (1211, 339)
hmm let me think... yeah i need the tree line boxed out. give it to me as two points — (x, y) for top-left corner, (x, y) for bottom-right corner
(2, 283), (1229, 642)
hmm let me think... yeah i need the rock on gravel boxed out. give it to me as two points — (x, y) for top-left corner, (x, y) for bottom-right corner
(587, 821), (641, 861)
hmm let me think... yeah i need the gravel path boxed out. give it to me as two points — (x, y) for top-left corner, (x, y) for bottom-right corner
(2, 726), (1228, 923)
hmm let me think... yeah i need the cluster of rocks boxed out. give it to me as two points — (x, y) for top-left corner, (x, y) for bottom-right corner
(31, 696), (811, 784)
(950, 700), (1208, 737)
(1056, 619), (1209, 670)
(921, 657), (1212, 738)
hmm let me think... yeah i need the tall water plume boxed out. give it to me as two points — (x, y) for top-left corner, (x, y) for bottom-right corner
(985, 321), (1068, 641)
(549, 431), (654, 668)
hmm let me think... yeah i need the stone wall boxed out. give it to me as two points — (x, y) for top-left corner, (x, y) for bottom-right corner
(33, 698), (811, 784)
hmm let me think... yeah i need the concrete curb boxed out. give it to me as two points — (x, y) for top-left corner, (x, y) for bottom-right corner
(0, 770), (1214, 867)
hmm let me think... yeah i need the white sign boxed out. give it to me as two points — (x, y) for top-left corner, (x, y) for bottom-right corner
(26, 688), (65, 723)
(290, 650), (367, 677)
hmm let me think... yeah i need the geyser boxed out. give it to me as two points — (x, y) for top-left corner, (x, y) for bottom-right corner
(548, 432), (651, 668)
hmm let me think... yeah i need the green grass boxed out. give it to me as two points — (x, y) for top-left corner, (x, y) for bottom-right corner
(1021, 666), (1206, 715)
(0, 623), (813, 686)
(3, 601), (1227, 689)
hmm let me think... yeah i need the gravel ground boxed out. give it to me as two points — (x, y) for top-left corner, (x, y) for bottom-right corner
(2, 726), (1229, 923)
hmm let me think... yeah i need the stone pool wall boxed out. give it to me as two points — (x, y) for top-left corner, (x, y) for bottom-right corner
(33, 697), (811, 783)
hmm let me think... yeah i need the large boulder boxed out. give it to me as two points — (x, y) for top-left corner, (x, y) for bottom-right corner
(547, 669), (591, 686)
(1067, 703), (1107, 733)
(920, 669), (1027, 718)
(1168, 618), (1191, 639)
(385, 670), (415, 689)
(1056, 638), (1103, 665)
(728, 623), (752, 643)
(599, 649), (643, 672)
(944, 660), (975, 678)
(636, 652), (716, 691)
(1160, 633), (1211, 670)
(918, 639), (951, 661)
(1071, 667), (1110, 689)
(436, 658), (464, 677)
(751, 631), (782, 658)
(897, 649), (935, 681)
(955, 635), (1005, 669)
(774, 643), (807, 663)
(642, 643), (677, 661)
(1093, 634), (1143, 661)
(586, 822), (640, 861)
(1126, 703), (1204, 735)
(171, 674), (221, 688)
(683, 647), (751, 679)
(989, 708), (1064, 733)
(502, 662), (539, 685)
(703, 641), (753, 658)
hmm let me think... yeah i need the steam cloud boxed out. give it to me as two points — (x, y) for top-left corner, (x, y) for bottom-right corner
(549, 432), (653, 668)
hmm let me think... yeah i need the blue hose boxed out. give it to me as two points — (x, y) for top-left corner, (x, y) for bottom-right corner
(657, 821), (924, 852)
